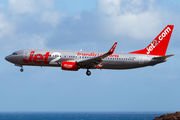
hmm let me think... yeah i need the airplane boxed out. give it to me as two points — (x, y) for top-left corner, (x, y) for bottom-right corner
(5, 25), (174, 76)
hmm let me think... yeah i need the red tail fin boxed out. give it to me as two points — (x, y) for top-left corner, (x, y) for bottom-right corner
(130, 25), (174, 56)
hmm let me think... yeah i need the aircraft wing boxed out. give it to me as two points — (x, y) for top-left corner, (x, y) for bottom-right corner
(76, 42), (117, 68)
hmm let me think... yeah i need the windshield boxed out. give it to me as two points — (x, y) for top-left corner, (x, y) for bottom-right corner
(11, 52), (18, 55)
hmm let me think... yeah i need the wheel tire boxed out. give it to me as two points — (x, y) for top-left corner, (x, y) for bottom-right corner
(86, 70), (91, 76)
(20, 69), (24, 72)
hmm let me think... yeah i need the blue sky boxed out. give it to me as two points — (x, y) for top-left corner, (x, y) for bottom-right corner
(1, 0), (180, 112)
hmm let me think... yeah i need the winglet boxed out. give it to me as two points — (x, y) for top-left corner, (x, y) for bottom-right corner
(107, 42), (117, 54)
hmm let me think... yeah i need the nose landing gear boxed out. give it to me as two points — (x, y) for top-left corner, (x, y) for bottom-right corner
(15, 64), (24, 72)
(86, 69), (91, 76)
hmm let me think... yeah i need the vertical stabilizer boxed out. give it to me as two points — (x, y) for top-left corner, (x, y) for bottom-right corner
(130, 25), (174, 56)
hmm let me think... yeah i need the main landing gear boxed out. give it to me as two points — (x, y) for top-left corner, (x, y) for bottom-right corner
(86, 69), (91, 76)
(20, 66), (24, 72)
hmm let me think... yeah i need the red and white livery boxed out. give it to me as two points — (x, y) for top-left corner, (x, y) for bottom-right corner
(5, 25), (174, 76)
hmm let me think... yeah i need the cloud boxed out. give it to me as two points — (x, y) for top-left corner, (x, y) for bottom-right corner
(97, 0), (162, 40)
(0, 0), (66, 53)
(97, 0), (121, 16)
(8, 0), (55, 14)
(1, 0), (180, 53)
(8, 0), (65, 28)
(41, 11), (66, 27)
(0, 13), (15, 39)
(47, 0), (180, 52)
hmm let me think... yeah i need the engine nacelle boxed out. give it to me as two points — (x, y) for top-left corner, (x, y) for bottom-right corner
(61, 61), (79, 71)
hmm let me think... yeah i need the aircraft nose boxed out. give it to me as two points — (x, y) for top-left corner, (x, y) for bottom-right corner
(5, 55), (11, 62)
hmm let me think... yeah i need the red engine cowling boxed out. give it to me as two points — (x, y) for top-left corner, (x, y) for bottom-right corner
(61, 61), (79, 71)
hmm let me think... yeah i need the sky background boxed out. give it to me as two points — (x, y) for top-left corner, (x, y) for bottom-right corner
(1, 0), (180, 112)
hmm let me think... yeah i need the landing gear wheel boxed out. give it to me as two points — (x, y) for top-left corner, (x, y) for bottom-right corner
(20, 68), (24, 72)
(86, 70), (91, 76)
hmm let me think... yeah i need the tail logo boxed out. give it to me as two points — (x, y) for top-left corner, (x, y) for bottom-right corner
(158, 27), (171, 41)
(146, 40), (158, 54)
(146, 27), (171, 54)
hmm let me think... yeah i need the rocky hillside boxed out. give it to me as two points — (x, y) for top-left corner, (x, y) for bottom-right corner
(154, 112), (180, 120)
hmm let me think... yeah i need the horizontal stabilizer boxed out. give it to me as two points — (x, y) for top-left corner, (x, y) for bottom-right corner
(153, 54), (174, 59)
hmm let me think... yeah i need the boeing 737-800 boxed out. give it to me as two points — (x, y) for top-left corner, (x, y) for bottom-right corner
(5, 25), (174, 76)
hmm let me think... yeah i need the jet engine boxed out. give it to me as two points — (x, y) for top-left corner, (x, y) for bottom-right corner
(61, 61), (79, 71)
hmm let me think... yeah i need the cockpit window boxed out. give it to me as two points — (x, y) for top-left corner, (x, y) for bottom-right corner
(11, 52), (18, 55)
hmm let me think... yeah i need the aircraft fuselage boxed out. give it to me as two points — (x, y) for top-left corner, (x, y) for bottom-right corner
(5, 49), (165, 69)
